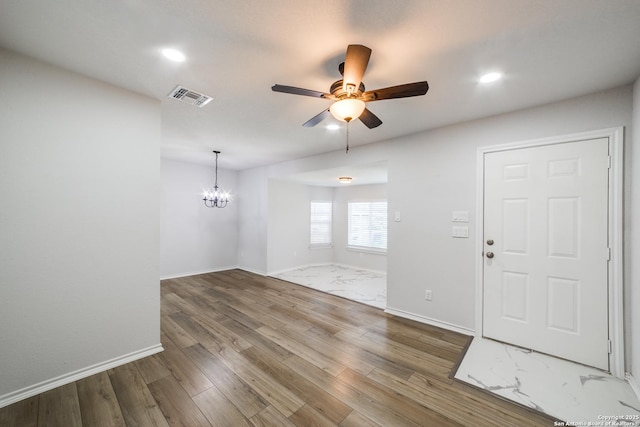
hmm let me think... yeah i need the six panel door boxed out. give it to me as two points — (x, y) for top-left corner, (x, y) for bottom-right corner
(483, 138), (610, 370)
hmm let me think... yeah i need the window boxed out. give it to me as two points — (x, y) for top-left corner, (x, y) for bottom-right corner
(310, 201), (332, 247)
(348, 201), (387, 252)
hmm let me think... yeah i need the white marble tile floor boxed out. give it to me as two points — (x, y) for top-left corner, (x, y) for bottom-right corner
(271, 264), (386, 309)
(455, 337), (640, 425)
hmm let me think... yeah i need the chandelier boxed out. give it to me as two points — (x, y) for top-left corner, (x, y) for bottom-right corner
(203, 150), (230, 208)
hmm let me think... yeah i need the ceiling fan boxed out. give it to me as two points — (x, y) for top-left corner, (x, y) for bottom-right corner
(272, 44), (429, 129)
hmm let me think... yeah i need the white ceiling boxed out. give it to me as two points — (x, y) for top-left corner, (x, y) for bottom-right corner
(277, 161), (388, 187)
(1, 0), (640, 174)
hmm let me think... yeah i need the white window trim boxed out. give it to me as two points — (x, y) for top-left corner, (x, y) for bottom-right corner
(346, 245), (387, 255)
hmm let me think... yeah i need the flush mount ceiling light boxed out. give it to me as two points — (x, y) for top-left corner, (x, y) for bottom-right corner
(203, 151), (230, 208)
(162, 48), (186, 62)
(479, 72), (502, 83)
(338, 176), (353, 183)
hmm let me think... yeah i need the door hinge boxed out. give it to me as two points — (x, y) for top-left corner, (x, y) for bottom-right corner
(608, 340), (613, 354)
(608, 155), (612, 169)
(607, 247), (611, 261)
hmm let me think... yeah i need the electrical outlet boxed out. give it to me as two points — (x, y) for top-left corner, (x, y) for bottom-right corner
(425, 290), (432, 301)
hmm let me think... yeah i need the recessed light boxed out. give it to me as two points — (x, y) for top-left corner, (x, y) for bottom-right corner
(326, 124), (340, 130)
(162, 48), (186, 62)
(479, 72), (502, 83)
(338, 176), (352, 183)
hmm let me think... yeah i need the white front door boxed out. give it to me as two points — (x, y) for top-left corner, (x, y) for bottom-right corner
(483, 138), (610, 370)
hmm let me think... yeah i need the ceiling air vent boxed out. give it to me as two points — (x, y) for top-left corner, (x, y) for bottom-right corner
(168, 85), (213, 107)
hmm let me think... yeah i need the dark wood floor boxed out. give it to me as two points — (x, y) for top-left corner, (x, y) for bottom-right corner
(0, 269), (557, 426)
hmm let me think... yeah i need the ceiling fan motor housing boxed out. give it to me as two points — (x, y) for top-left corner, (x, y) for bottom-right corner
(330, 80), (365, 99)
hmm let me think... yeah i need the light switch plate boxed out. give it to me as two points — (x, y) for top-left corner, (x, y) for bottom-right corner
(394, 211), (401, 222)
(452, 226), (469, 238)
(452, 210), (469, 222)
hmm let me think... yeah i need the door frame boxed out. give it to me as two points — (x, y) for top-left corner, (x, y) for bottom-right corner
(474, 127), (624, 378)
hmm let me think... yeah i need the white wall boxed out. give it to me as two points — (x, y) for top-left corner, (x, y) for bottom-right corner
(160, 158), (238, 278)
(0, 48), (161, 405)
(237, 167), (269, 274)
(630, 76), (640, 393)
(238, 85), (634, 362)
(265, 180), (388, 274)
(387, 85), (632, 335)
(266, 180), (333, 273)
(238, 147), (392, 275)
(333, 183), (387, 273)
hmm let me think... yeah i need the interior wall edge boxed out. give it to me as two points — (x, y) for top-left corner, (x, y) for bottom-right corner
(630, 74), (640, 385)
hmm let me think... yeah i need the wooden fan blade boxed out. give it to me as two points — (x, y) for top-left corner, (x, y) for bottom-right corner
(342, 45), (371, 93)
(272, 84), (335, 99)
(302, 109), (331, 127)
(359, 108), (382, 129)
(362, 81), (429, 102)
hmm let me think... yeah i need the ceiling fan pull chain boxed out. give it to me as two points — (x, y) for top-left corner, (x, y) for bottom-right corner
(346, 121), (350, 153)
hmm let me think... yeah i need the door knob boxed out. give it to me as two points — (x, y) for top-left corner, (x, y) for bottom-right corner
(486, 251), (494, 259)
(486, 239), (494, 246)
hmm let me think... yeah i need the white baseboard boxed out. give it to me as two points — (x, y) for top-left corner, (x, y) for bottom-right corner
(237, 266), (267, 276)
(0, 344), (164, 409)
(384, 307), (475, 336)
(160, 265), (239, 280)
(164, 265), (269, 278)
(626, 373), (640, 401)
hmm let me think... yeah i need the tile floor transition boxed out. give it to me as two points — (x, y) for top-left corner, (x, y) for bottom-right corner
(455, 337), (640, 425)
(271, 264), (387, 309)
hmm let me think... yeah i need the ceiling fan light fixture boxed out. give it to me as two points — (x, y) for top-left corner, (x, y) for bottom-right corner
(272, 44), (428, 131)
(329, 98), (366, 122)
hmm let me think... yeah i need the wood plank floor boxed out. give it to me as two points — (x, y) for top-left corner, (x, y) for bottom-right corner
(0, 269), (558, 426)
